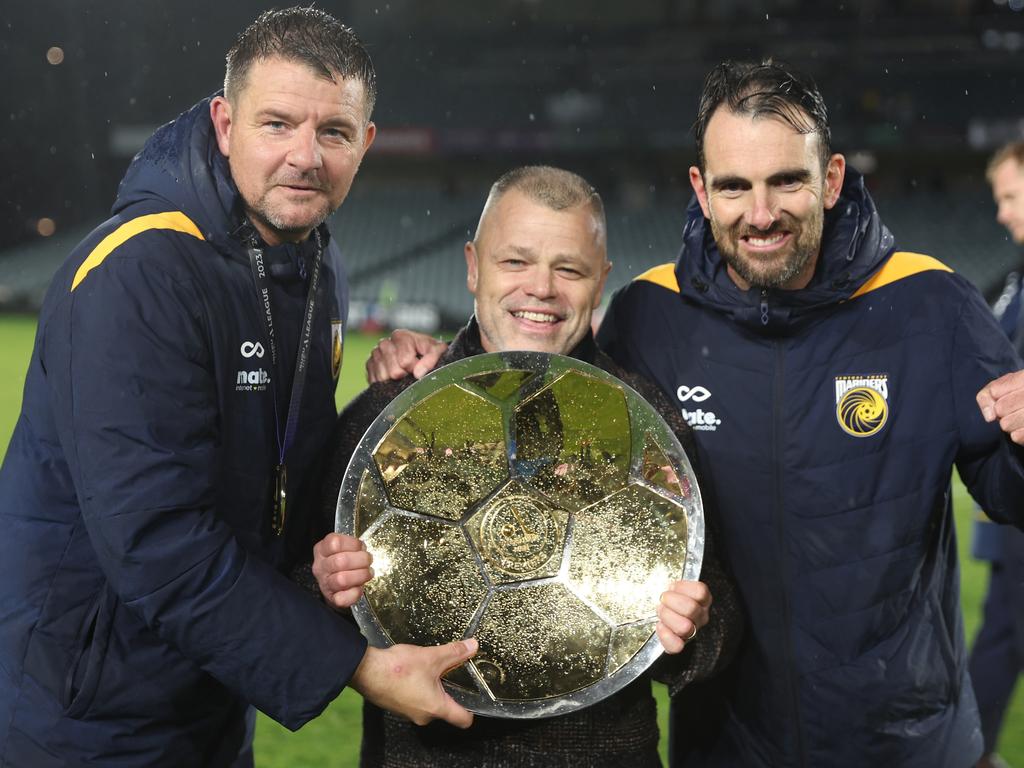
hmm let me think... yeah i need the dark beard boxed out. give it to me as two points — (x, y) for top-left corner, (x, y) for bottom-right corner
(711, 210), (822, 290)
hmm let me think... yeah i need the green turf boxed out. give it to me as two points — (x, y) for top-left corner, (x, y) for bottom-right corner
(0, 315), (1021, 766)
(0, 315), (35, 448)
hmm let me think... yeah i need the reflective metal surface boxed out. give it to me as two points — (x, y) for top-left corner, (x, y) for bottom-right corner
(337, 352), (704, 718)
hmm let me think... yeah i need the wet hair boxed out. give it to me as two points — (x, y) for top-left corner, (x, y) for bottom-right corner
(694, 60), (831, 172)
(224, 6), (376, 119)
(477, 165), (606, 246)
(987, 141), (1024, 181)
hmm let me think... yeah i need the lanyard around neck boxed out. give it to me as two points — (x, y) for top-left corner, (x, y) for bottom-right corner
(246, 228), (325, 534)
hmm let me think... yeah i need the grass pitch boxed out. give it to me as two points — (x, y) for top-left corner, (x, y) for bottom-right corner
(0, 315), (1020, 767)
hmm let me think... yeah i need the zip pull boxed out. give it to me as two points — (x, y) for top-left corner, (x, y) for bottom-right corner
(760, 290), (770, 326)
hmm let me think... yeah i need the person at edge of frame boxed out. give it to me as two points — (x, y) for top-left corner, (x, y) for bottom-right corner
(968, 140), (1024, 768)
(363, 62), (1024, 767)
(306, 165), (743, 767)
(0, 8), (477, 768)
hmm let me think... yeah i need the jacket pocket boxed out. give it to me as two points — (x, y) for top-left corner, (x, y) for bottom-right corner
(869, 593), (956, 730)
(63, 584), (117, 719)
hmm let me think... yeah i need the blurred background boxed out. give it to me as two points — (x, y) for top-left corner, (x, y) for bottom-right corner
(2, 0), (1024, 323)
(1, 1), (1022, 765)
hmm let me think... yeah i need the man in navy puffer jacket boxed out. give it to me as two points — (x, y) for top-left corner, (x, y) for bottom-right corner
(597, 61), (1024, 767)
(0, 8), (475, 767)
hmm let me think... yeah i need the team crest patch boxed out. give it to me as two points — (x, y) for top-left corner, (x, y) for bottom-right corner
(835, 374), (889, 437)
(331, 319), (344, 380)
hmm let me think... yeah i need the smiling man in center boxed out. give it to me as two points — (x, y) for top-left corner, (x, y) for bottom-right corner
(465, 174), (610, 356)
(306, 165), (741, 767)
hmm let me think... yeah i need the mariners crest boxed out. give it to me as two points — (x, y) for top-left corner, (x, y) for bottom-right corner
(835, 374), (890, 438)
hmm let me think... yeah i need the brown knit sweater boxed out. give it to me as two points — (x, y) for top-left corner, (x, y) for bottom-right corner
(305, 320), (742, 768)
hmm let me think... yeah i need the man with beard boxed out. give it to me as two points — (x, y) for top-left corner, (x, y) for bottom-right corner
(371, 62), (1024, 767)
(968, 141), (1024, 768)
(312, 165), (741, 767)
(597, 61), (1024, 768)
(0, 8), (476, 767)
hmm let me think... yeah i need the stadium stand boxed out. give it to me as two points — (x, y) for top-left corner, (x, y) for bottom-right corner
(0, 178), (1017, 326)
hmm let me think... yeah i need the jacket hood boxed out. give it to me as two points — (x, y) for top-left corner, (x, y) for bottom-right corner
(674, 168), (895, 333)
(113, 94), (242, 253)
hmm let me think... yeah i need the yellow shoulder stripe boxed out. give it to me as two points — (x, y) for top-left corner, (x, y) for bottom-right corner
(634, 263), (680, 294)
(849, 251), (952, 300)
(71, 211), (205, 292)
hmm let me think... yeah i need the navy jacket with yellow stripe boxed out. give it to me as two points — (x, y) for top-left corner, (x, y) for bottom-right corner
(0, 96), (366, 766)
(597, 171), (1024, 768)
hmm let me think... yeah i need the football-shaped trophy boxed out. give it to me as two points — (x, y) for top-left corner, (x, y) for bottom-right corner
(335, 352), (704, 718)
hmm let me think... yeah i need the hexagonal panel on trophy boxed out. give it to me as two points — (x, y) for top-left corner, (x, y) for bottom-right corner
(441, 662), (479, 692)
(465, 480), (569, 585)
(512, 370), (630, 512)
(471, 582), (612, 701)
(352, 468), (387, 537)
(567, 483), (689, 626)
(640, 433), (692, 501)
(373, 384), (508, 520)
(363, 513), (487, 647)
(464, 369), (537, 401)
(607, 620), (659, 676)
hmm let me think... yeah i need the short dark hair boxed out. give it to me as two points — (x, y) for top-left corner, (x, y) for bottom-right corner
(478, 166), (606, 247)
(987, 141), (1024, 182)
(224, 7), (376, 119)
(694, 60), (831, 172)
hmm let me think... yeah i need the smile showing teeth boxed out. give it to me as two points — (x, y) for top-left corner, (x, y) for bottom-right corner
(513, 310), (558, 323)
(746, 233), (786, 247)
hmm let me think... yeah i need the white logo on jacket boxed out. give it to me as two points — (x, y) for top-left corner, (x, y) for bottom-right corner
(240, 340), (265, 358)
(676, 385), (711, 403)
(235, 368), (271, 392)
(677, 384), (721, 432)
(236, 339), (270, 392)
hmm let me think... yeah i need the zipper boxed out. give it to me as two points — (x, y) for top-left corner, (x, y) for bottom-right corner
(771, 339), (807, 765)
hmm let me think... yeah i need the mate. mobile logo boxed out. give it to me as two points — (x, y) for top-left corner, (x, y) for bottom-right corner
(677, 384), (720, 432)
(236, 340), (270, 391)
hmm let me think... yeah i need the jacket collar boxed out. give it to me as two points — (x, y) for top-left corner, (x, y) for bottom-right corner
(443, 317), (600, 365)
(674, 167), (895, 334)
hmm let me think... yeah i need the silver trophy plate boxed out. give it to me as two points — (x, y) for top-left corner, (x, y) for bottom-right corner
(336, 351), (704, 718)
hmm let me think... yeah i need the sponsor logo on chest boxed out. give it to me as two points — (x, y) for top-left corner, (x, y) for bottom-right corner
(834, 374), (889, 437)
(676, 384), (722, 432)
(236, 340), (270, 392)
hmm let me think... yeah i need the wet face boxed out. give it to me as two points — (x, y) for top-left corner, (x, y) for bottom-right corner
(211, 56), (375, 246)
(465, 189), (610, 355)
(992, 158), (1024, 245)
(690, 108), (845, 291)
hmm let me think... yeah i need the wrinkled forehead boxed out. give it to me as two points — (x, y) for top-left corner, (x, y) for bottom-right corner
(234, 56), (372, 120)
